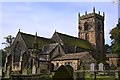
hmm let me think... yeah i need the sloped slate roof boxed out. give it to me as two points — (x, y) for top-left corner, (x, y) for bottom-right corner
(55, 32), (94, 50)
(106, 53), (118, 58)
(20, 32), (54, 50)
(19, 31), (94, 51)
(42, 43), (59, 54)
(53, 52), (96, 63)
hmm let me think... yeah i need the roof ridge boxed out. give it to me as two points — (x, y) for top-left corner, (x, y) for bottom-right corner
(55, 31), (90, 42)
(20, 31), (51, 40)
(55, 31), (94, 50)
(43, 43), (59, 46)
(19, 31), (54, 50)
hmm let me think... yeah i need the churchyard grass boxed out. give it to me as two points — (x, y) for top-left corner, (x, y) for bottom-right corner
(85, 74), (115, 80)
(73, 70), (118, 80)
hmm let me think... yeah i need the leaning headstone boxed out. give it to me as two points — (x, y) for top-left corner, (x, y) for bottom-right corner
(99, 63), (104, 71)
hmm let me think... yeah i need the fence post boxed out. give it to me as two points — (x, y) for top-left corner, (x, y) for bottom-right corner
(117, 65), (120, 80)
(118, 71), (120, 80)
(94, 71), (96, 80)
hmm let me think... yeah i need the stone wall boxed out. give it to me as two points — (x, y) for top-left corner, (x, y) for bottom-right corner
(108, 57), (118, 67)
(78, 12), (105, 63)
(52, 60), (78, 70)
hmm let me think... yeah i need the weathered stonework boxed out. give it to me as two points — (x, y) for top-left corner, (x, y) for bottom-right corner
(51, 60), (78, 70)
(78, 8), (105, 63)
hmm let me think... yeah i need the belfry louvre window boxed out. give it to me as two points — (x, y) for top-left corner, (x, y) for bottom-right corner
(84, 22), (89, 31)
(97, 22), (101, 31)
(85, 33), (89, 41)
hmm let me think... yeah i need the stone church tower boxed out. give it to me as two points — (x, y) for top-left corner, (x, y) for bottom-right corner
(78, 7), (105, 63)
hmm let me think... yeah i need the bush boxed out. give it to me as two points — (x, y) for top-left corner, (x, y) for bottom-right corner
(65, 65), (73, 78)
(53, 65), (73, 80)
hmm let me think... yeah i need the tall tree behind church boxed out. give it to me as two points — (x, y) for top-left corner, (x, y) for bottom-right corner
(110, 18), (120, 54)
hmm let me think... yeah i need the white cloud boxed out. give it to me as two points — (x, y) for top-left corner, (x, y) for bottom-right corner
(1, 2), (118, 49)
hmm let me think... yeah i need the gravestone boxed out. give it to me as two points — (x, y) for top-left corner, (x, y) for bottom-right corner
(109, 63), (116, 77)
(37, 68), (41, 74)
(90, 63), (95, 71)
(98, 63), (104, 75)
(6, 66), (10, 77)
(110, 63), (116, 70)
(99, 63), (104, 71)
(32, 65), (36, 74)
(77, 62), (85, 80)
(22, 69), (27, 74)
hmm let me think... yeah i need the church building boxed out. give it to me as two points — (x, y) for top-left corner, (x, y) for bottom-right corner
(3, 7), (106, 75)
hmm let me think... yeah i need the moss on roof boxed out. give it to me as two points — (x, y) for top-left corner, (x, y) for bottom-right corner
(19, 31), (94, 50)
(56, 32), (95, 50)
(20, 32), (54, 50)
(53, 52), (96, 63)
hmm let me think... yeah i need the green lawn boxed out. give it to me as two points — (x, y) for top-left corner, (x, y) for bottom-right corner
(6, 72), (118, 80)
(85, 74), (115, 80)
(73, 72), (118, 80)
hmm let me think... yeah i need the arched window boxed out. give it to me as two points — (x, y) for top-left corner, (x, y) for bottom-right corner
(84, 22), (89, 31)
(85, 33), (89, 41)
(98, 33), (101, 40)
(14, 41), (21, 62)
(97, 22), (101, 31)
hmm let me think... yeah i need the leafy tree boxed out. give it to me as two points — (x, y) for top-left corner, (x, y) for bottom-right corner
(105, 44), (112, 53)
(1, 35), (14, 65)
(0, 50), (2, 67)
(110, 19), (120, 79)
(2, 35), (14, 47)
(110, 18), (120, 53)
(0, 49), (5, 67)
(1, 35), (14, 76)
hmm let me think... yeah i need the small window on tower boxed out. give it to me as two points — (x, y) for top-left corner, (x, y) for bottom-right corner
(79, 26), (82, 30)
(85, 33), (89, 41)
(84, 22), (89, 31)
(97, 22), (101, 31)
(98, 33), (101, 40)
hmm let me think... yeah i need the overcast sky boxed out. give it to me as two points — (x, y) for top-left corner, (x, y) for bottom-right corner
(0, 2), (119, 49)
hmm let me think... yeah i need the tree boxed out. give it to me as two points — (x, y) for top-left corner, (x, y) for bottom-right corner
(110, 18), (120, 53)
(1, 35), (14, 65)
(2, 35), (14, 47)
(105, 44), (112, 53)
(110, 18), (120, 80)
(1, 35), (14, 77)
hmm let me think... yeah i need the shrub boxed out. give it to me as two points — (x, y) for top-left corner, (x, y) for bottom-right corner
(65, 65), (73, 78)
(53, 65), (73, 80)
